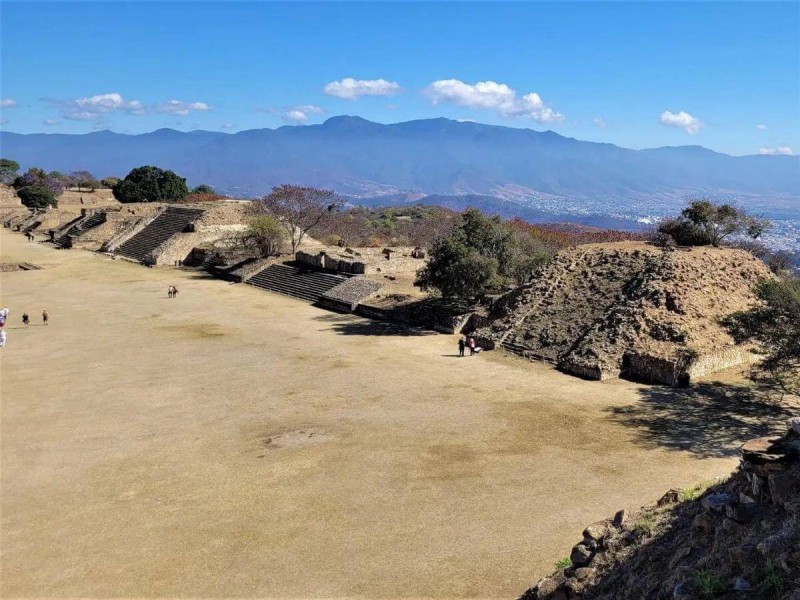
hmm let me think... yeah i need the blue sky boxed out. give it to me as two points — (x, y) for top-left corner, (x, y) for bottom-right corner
(1, 1), (797, 156)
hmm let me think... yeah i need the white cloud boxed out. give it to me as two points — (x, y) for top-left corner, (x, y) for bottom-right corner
(758, 146), (794, 156)
(424, 79), (564, 123)
(281, 105), (324, 124)
(323, 78), (401, 100)
(659, 110), (703, 134)
(0, 98), (17, 109)
(756, 124), (767, 130)
(221, 122), (234, 129)
(152, 100), (211, 116)
(43, 119), (62, 126)
(48, 92), (210, 121)
(593, 117), (607, 128)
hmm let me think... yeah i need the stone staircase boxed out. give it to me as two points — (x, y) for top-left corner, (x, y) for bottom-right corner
(246, 263), (348, 302)
(114, 207), (204, 263)
(52, 211), (106, 248)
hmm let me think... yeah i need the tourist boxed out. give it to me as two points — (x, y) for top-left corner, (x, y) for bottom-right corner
(172, 286), (179, 298)
(0, 307), (7, 328)
(0, 329), (6, 348)
(458, 337), (465, 357)
(168, 286), (173, 298)
(42, 309), (49, 326)
(469, 337), (476, 356)
(22, 312), (29, 327)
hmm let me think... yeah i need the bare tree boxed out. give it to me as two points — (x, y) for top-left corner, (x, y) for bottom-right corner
(255, 184), (341, 253)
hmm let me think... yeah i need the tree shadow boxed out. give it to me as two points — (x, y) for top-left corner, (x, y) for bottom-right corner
(605, 382), (796, 458)
(314, 313), (438, 337)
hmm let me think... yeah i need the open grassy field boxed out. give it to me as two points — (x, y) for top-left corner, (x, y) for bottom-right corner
(0, 229), (775, 598)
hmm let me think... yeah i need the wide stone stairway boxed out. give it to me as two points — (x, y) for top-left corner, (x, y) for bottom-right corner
(246, 263), (348, 302)
(53, 211), (107, 248)
(114, 206), (204, 262)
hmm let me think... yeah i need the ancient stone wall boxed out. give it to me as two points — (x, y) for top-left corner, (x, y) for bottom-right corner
(687, 346), (754, 380)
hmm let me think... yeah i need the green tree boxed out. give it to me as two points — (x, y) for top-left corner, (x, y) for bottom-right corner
(112, 166), (189, 203)
(415, 235), (499, 299)
(101, 176), (120, 188)
(0, 158), (20, 184)
(191, 184), (216, 195)
(17, 186), (57, 209)
(659, 199), (770, 247)
(240, 215), (287, 257)
(723, 276), (800, 394)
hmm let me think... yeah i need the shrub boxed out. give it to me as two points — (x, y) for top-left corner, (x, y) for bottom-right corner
(240, 215), (287, 257)
(17, 186), (57, 209)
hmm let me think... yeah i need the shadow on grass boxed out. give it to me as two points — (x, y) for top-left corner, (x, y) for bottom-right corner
(313, 313), (438, 337)
(605, 382), (795, 458)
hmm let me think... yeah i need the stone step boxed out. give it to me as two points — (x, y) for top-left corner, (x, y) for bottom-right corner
(247, 264), (347, 302)
(115, 207), (204, 262)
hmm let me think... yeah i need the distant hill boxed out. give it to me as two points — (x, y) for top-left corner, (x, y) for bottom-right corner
(2, 116), (798, 227)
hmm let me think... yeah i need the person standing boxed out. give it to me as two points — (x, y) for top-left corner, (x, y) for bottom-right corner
(167, 286), (173, 299)
(172, 286), (179, 298)
(0, 329), (6, 348)
(42, 309), (49, 326)
(458, 337), (465, 357)
(22, 312), (29, 327)
(469, 337), (476, 356)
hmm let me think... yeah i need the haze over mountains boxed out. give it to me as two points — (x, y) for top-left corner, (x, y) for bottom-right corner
(2, 116), (798, 228)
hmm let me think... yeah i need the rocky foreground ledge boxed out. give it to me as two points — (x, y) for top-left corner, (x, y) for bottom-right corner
(523, 419), (800, 600)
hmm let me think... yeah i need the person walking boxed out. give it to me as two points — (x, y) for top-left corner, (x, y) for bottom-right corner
(469, 337), (476, 356)
(167, 286), (174, 299)
(172, 286), (179, 298)
(458, 337), (465, 357)
(42, 309), (49, 326)
(22, 312), (29, 327)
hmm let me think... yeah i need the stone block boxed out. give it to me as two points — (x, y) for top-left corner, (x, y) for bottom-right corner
(570, 543), (592, 567)
(769, 470), (800, 506)
(701, 493), (734, 513)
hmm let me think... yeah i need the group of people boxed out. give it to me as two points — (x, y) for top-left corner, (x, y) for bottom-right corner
(167, 285), (180, 299)
(0, 307), (49, 347)
(458, 335), (479, 357)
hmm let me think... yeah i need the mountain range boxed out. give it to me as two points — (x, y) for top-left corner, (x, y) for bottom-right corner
(2, 116), (798, 227)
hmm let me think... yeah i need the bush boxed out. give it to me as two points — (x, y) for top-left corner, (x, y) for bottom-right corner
(240, 215), (287, 257)
(101, 176), (120, 188)
(658, 199), (770, 247)
(17, 186), (57, 209)
(112, 166), (188, 203)
(191, 184), (216, 195)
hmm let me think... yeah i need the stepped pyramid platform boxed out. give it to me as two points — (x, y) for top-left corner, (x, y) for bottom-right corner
(246, 263), (348, 303)
(52, 211), (107, 248)
(114, 206), (205, 263)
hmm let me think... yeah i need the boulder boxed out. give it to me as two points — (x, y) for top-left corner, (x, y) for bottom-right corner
(536, 578), (559, 596)
(657, 488), (681, 506)
(725, 502), (764, 523)
(768, 470), (800, 506)
(582, 521), (609, 543)
(570, 543), (593, 567)
(701, 493), (734, 513)
(612, 509), (627, 527)
(573, 567), (596, 582)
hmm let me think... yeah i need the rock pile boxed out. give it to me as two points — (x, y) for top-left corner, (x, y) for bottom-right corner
(522, 419), (800, 599)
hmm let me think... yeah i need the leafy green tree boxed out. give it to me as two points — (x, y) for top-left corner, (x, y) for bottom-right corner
(659, 199), (770, 247)
(112, 166), (188, 203)
(0, 158), (20, 184)
(415, 235), (499, 299)
(240, 215), (287, 257)
(17, 186), (57, 209)
(723, 276), (800, 394)
(191, 184), (216, 195)
(101, 176), (120, 188)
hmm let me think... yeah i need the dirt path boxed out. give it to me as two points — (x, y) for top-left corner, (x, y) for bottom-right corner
(0, 229), (767, 598)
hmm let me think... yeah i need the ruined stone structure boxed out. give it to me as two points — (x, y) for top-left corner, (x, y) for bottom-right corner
(475, 242), (772, 385)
